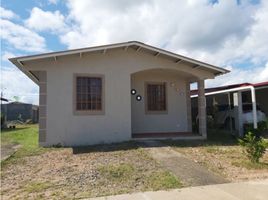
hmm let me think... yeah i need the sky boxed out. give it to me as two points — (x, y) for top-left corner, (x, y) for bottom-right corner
(1, 0), (268, 105)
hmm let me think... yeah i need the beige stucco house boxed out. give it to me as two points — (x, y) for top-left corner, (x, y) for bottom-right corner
(10, 41), (229, 146)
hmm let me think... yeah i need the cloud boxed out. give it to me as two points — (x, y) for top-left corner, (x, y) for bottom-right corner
(25, 7), (67, 33)
(0, 6), (18, 19)
(60, 1), (256, 51)
(182, 1), (268, 66)
(0, 67), (39, 104)
(1, 18), (47, 52)
(48, 0), (59, 4)
(2, 0), (267, 106)
(206, 62), (268, 88)
(59, 0), (268, 89)
(1, 51), (16, 62)
(59, 0), (267, 68)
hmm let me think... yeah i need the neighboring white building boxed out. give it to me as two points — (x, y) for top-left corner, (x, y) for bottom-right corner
(191, 82), (268, 136)
(9, 41), (229, 146)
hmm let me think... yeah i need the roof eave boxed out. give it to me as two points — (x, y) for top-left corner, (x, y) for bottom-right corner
(9, 41), (229, 77)
(9, 58), (39, 84)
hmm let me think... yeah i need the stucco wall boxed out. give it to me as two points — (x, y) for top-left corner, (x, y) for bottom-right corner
(131, 70), (188, 133)
(23, 48), (213, 146)
(44, 53), (132, 146)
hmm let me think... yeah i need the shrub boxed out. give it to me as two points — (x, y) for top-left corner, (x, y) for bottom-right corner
(244, 121), (268, 136)
(238, 132), (268, 163)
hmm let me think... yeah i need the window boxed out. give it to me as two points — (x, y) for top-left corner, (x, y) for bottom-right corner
(146, 82), (167, 112)
(75, 75), (104, 114)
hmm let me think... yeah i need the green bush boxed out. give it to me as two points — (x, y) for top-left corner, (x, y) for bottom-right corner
(244, 121), (268, 136)
(238, 132), (268, 163)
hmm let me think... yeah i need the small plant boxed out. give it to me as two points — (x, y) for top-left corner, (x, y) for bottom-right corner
(98, 164), (134, 180)
(238, 132), (268, 163)
(244, 121), (268, 136)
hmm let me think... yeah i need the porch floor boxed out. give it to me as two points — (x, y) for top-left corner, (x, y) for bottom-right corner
(132, 132), (201, 139)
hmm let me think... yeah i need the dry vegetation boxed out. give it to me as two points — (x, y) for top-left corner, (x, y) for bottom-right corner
(1, 125), (181, 200)
(167, 130), (268, 182)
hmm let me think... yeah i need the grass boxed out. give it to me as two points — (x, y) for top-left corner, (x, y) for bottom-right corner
(98, 164), (135, 180)
(1, 125), (183, 199)
(166, 129), (268, 181)
(1, 124), (51, 167)
(98, 162), (182, 192)
(232, 160), (268, 170)
(146, 171), (182, 190)
(24, 181), (54, 193)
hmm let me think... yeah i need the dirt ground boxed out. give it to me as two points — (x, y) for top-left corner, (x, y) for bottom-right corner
(1, 144), (180, 200)
(173, 145), (268, 182)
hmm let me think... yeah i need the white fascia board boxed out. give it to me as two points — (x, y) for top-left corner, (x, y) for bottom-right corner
(191, 85), (255, 98)
(16, 60), (39, 84)
(16, 42), (132, 62)
(137, 42), (229, 74)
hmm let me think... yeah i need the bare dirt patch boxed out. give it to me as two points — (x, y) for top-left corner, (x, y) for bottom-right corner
(1, 143), (181, 200)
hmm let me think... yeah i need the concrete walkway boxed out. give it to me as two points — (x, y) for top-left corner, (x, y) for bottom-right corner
(142, 140), (227, 186)
(1, 144), (20, 161)
(88, 179), (268, 200)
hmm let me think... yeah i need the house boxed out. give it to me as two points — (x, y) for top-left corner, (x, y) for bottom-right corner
(191, 81), (268, 136)
(9, 41), (229, 146)
(1, 102), (39, 123)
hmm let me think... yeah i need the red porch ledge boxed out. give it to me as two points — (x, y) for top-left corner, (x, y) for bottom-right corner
(132, 132), (200, 139)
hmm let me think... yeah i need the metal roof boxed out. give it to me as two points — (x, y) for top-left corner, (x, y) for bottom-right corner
(191, 81), (268, 96)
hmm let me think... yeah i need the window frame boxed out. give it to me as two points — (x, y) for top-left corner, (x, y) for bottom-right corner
(145, 81), (168, 114)
(73, 74), (105, 115)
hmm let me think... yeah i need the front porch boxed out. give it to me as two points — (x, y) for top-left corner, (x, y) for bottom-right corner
(130, 68), (207, 140)
(132, 132), (203, 140)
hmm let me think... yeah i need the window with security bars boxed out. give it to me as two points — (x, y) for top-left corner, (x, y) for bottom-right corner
(76, 76), (102, 111)
(146, 83), (166, 111)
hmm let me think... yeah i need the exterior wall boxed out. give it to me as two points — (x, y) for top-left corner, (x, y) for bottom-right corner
(45, 54), (132, 146)
(23, 48), (214, 146)
(131, 70), (189, 134)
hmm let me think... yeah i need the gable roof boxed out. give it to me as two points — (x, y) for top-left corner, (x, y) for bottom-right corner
(9, 41), (229, 83)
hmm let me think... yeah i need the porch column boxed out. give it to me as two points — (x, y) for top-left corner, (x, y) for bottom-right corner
(198, 79), (207, 138)
(233, 92), (243, 137)
(186, 81), (192, 132)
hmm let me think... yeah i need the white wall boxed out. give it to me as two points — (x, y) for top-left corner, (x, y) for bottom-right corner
(23, 48), (214, 146)
(131, 70), (188, 133)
